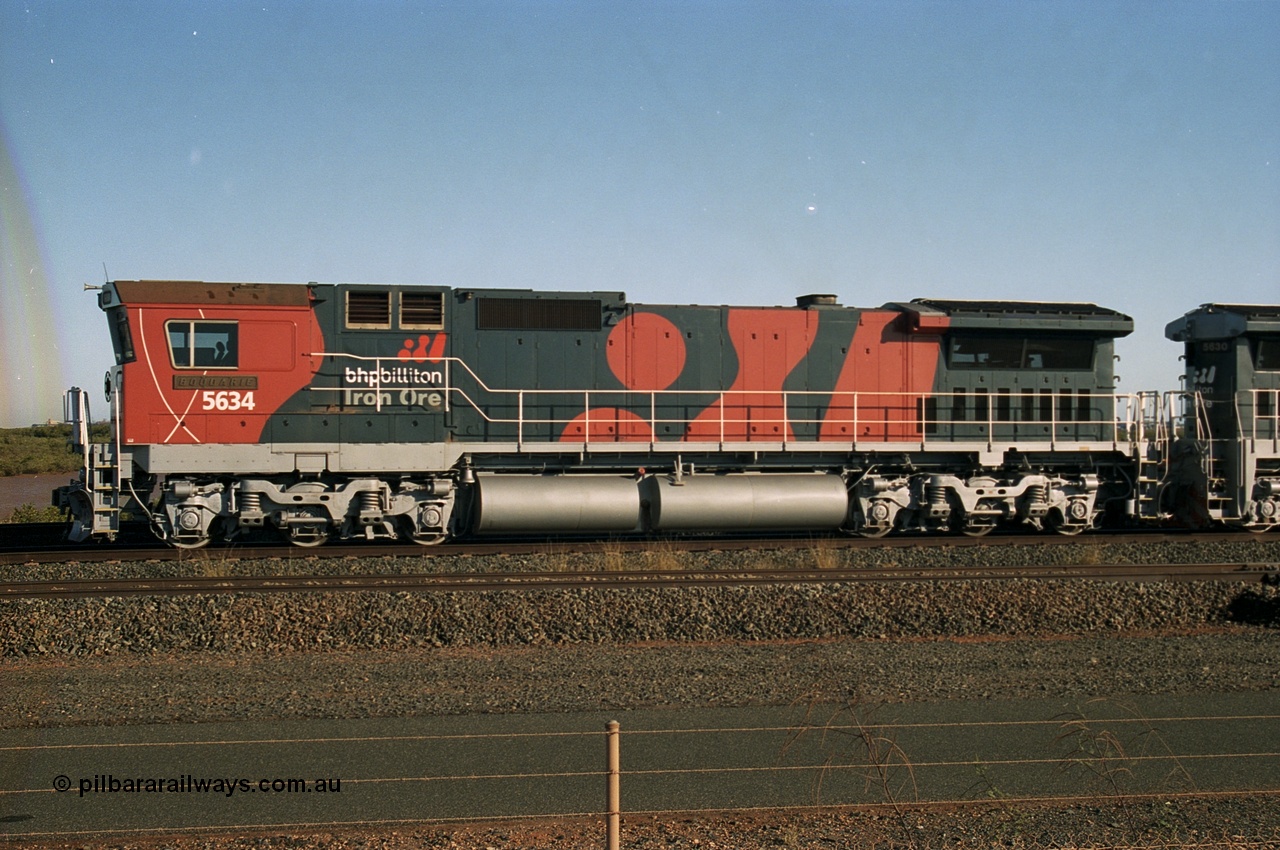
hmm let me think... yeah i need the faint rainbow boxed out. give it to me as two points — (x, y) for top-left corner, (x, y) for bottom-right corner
(0, 116), (68, 427)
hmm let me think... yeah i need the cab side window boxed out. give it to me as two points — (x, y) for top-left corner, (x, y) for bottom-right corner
(167, 321), (238, 369)
(1255, 337), (1280, 371)
(949, 335), (1094, 370)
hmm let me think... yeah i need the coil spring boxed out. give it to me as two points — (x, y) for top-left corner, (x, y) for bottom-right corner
(1026, 483), (1047, 505)
(359, 490), (381, 514)
(240, 491), (262, 514)
(926, 483), (948, 509)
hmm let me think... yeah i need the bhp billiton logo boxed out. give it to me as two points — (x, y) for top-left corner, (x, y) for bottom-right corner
(398, 333), (447, 362)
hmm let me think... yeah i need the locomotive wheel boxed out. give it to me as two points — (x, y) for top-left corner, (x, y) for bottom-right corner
(285, 533), (328, 548)
(166, 514), (221, 549)
(846, 501), (894, 538)
(843, 516), (893, 538)
(1045, 514), (1087, 536)
(1046, 500), (1092, 536)
(282, 525), (330, 547)
(950, 505), (995, 537)
(408, 532), (449, 546)
(399, 514), (449, 545)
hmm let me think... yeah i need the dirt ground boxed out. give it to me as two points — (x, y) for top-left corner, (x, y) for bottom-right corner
(0, 473), (69, 516)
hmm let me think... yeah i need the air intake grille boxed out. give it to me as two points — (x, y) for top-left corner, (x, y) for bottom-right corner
(346, 291), (391, 327)
(401, 292), (444, 328)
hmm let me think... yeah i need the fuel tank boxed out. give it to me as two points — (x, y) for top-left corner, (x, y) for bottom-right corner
(641, 473), (849, 531)
(471, 474), (643, 533)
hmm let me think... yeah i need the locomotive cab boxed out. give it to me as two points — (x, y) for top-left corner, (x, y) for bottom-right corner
(1165, 304), (1280, 530)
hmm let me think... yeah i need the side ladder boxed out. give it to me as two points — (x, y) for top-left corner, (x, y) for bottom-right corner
(57, 387), (127, 541)
(1130, 392), (1167, 519)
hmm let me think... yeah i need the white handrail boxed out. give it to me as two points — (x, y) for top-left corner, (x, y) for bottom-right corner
(307, 350), (1137, 447)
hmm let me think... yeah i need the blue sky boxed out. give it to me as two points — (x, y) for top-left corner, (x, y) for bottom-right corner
(1, 0), (1277, 428)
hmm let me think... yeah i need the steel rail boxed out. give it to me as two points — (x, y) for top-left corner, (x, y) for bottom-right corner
(2, 561), (1275, 600)
(1, 529), (1274, 566)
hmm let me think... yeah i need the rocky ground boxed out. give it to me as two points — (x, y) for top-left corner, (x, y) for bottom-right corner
(1, 629), (1275, 729)
(2, 538), (1278, 847)
(8, 798), (1280, 850)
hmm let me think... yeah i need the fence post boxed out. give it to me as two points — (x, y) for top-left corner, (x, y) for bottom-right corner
(606, 720), (620, 850)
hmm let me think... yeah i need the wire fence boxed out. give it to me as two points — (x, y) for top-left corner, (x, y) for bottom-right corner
(5, 714), (1279, 844)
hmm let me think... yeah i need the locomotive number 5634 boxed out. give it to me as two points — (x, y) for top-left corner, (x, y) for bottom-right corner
(201, 390), (257, 411)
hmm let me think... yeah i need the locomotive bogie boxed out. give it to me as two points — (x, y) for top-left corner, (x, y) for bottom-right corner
(848, 469), (1101, 537)
(150, 474), (458, 547)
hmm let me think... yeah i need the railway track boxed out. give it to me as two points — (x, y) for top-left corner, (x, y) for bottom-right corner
(1, 526), (1275, 566)
(2, 560), (1275, 599)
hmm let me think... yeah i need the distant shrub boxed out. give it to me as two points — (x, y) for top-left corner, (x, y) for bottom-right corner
(0, 423), (109, 476)
(3, 503), (67, 523)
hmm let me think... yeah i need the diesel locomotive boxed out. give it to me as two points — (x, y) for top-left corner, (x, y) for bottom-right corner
(54, 281), (1280, 547)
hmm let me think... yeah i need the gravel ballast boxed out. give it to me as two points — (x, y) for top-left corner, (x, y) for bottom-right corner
(2, 578), (1277, 657)
(2, 539), (1278, 848)
(3, 538), (1279, 657)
